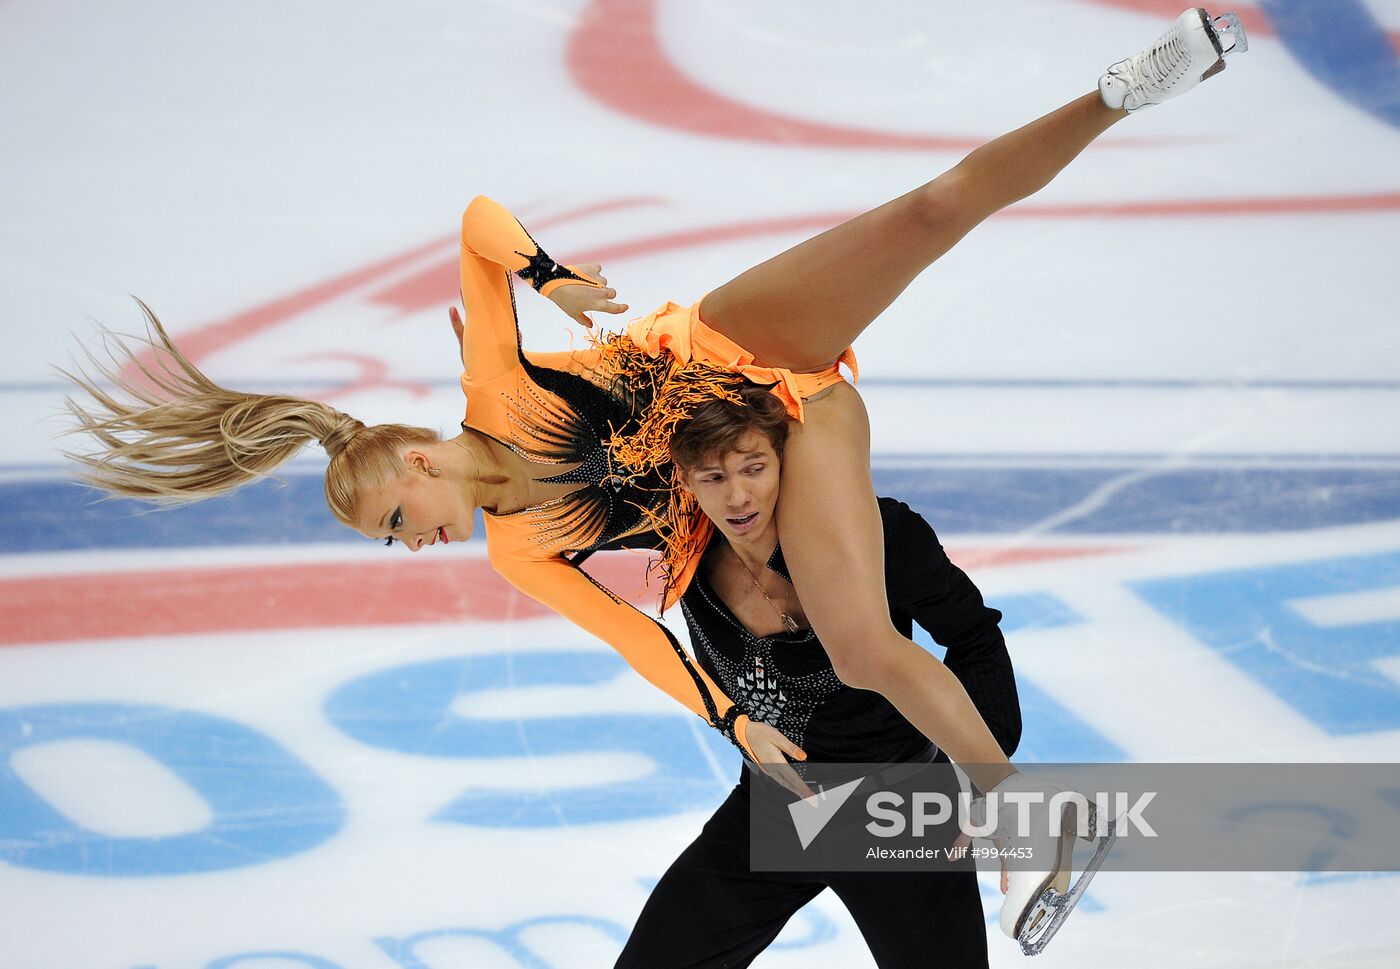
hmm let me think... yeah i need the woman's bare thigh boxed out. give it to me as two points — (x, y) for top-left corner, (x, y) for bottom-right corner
(776, 382), (901, 653)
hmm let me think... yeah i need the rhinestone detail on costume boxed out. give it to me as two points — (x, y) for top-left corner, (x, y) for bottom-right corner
(513, 239), (589, 293)
(488, 348), (673, 555)
(681, 594), (843, 750)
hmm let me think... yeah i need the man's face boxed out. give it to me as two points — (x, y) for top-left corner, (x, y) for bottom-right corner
(678, 430), (782, 549)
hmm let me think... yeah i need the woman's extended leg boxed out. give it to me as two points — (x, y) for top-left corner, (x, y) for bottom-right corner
(716, 95), (1127, 791)
(700, 92), (1124, 370)
(775, 383), (1014, 794)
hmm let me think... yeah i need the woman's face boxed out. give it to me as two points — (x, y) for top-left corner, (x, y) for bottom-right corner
(354, 450), (475, 550)
(678, 431), (782, 550)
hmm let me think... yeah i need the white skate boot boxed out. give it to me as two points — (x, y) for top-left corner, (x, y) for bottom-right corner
(966, 774), (1118, 956)
(1099, 8), (1249, 112)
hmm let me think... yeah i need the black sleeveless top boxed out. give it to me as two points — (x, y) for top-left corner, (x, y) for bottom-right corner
(680, 498), (1022, 765)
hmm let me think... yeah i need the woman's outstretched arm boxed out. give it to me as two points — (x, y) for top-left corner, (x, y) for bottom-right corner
(458, 196), (627, 385)
(492, 549), (762, 761)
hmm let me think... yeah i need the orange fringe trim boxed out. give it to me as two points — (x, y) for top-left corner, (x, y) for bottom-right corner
(591, 332), (750, 611)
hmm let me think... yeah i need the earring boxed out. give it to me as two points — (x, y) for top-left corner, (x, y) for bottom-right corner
(428, 467), (441, 477)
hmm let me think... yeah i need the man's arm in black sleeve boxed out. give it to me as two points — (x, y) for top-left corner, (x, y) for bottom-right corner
(880, 496), (1023, 757)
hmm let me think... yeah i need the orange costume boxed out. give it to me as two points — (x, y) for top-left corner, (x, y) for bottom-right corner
(458, 196), (857, 757)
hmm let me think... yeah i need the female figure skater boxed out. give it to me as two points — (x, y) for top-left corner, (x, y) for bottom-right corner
(614, 386), (1021, 968)
(62, 8), (1246, 946)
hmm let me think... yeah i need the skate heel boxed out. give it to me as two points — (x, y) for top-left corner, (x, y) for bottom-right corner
(985, 777), (1122, 955)
(1078, 802), (1101, 843)
(1017, 810), (1118, 957)
(1208, 11), (1249, 57)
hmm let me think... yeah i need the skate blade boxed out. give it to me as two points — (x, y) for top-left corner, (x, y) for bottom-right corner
(1016, 829), (1119, 956)
(1210, 11), (1249, 56)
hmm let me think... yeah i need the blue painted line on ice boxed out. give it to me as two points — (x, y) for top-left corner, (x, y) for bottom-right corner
(872, 452), (1400, 465)
(873, 464), (1400, 535)
(8, 464), (1400, 553)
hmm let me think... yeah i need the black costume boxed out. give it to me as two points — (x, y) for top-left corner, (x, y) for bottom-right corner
(615, 498), (1021, 968)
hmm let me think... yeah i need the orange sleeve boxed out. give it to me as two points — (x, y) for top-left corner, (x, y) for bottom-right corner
(458, 196), (531, 388)
(458, 196), (602, 388)
(493, 550), (757, 759)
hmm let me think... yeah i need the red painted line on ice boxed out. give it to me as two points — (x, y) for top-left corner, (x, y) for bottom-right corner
(101, 189), (1400, 367)
(529, 197), (672, 231)
(1003, 192), (1400, 217)
(0, 546), (1120, 647)
(558, 193), (1400, 270)
(360, 190), (1400, 315)
(288, 352), (433, 402)
(0, 556), (617, 647)
(121, 235), (454, 384)
(129, 199), (669, 377)
(951, 546), (1127, 569)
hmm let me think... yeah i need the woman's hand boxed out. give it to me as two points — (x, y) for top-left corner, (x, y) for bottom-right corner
(546, 263), (628, 329)
(743, 720), (813, 799)
(952, 830), (1011, 894)
(449, 306), (465, 355)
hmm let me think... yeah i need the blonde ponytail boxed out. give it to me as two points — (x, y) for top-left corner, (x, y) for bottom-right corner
(61, 300), (438, 526)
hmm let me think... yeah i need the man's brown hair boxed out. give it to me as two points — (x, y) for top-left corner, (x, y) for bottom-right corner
(669, 383), (791, 470)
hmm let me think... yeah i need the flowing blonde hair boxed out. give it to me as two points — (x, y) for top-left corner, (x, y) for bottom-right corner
(61, 300), (438, 527)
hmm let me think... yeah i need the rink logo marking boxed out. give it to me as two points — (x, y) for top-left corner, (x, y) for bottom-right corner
(1133, 550), (1400, 736)
(565, 0), (1400, 150)
(569, 0), (987, 151)
(1262, 0), (1400, 128)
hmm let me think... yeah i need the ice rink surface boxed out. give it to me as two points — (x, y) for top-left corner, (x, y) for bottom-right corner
(3, 1), (1400, 966)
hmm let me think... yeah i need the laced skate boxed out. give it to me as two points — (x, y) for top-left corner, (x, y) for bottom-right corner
(1099, 8), (1248, 112)
(965, 775), (1118, 956)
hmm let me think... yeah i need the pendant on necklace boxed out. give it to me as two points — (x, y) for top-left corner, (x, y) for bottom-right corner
(731, 544), (803, 635)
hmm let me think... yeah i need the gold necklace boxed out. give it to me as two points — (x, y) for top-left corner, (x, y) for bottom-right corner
(729, 544), (801, 635)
